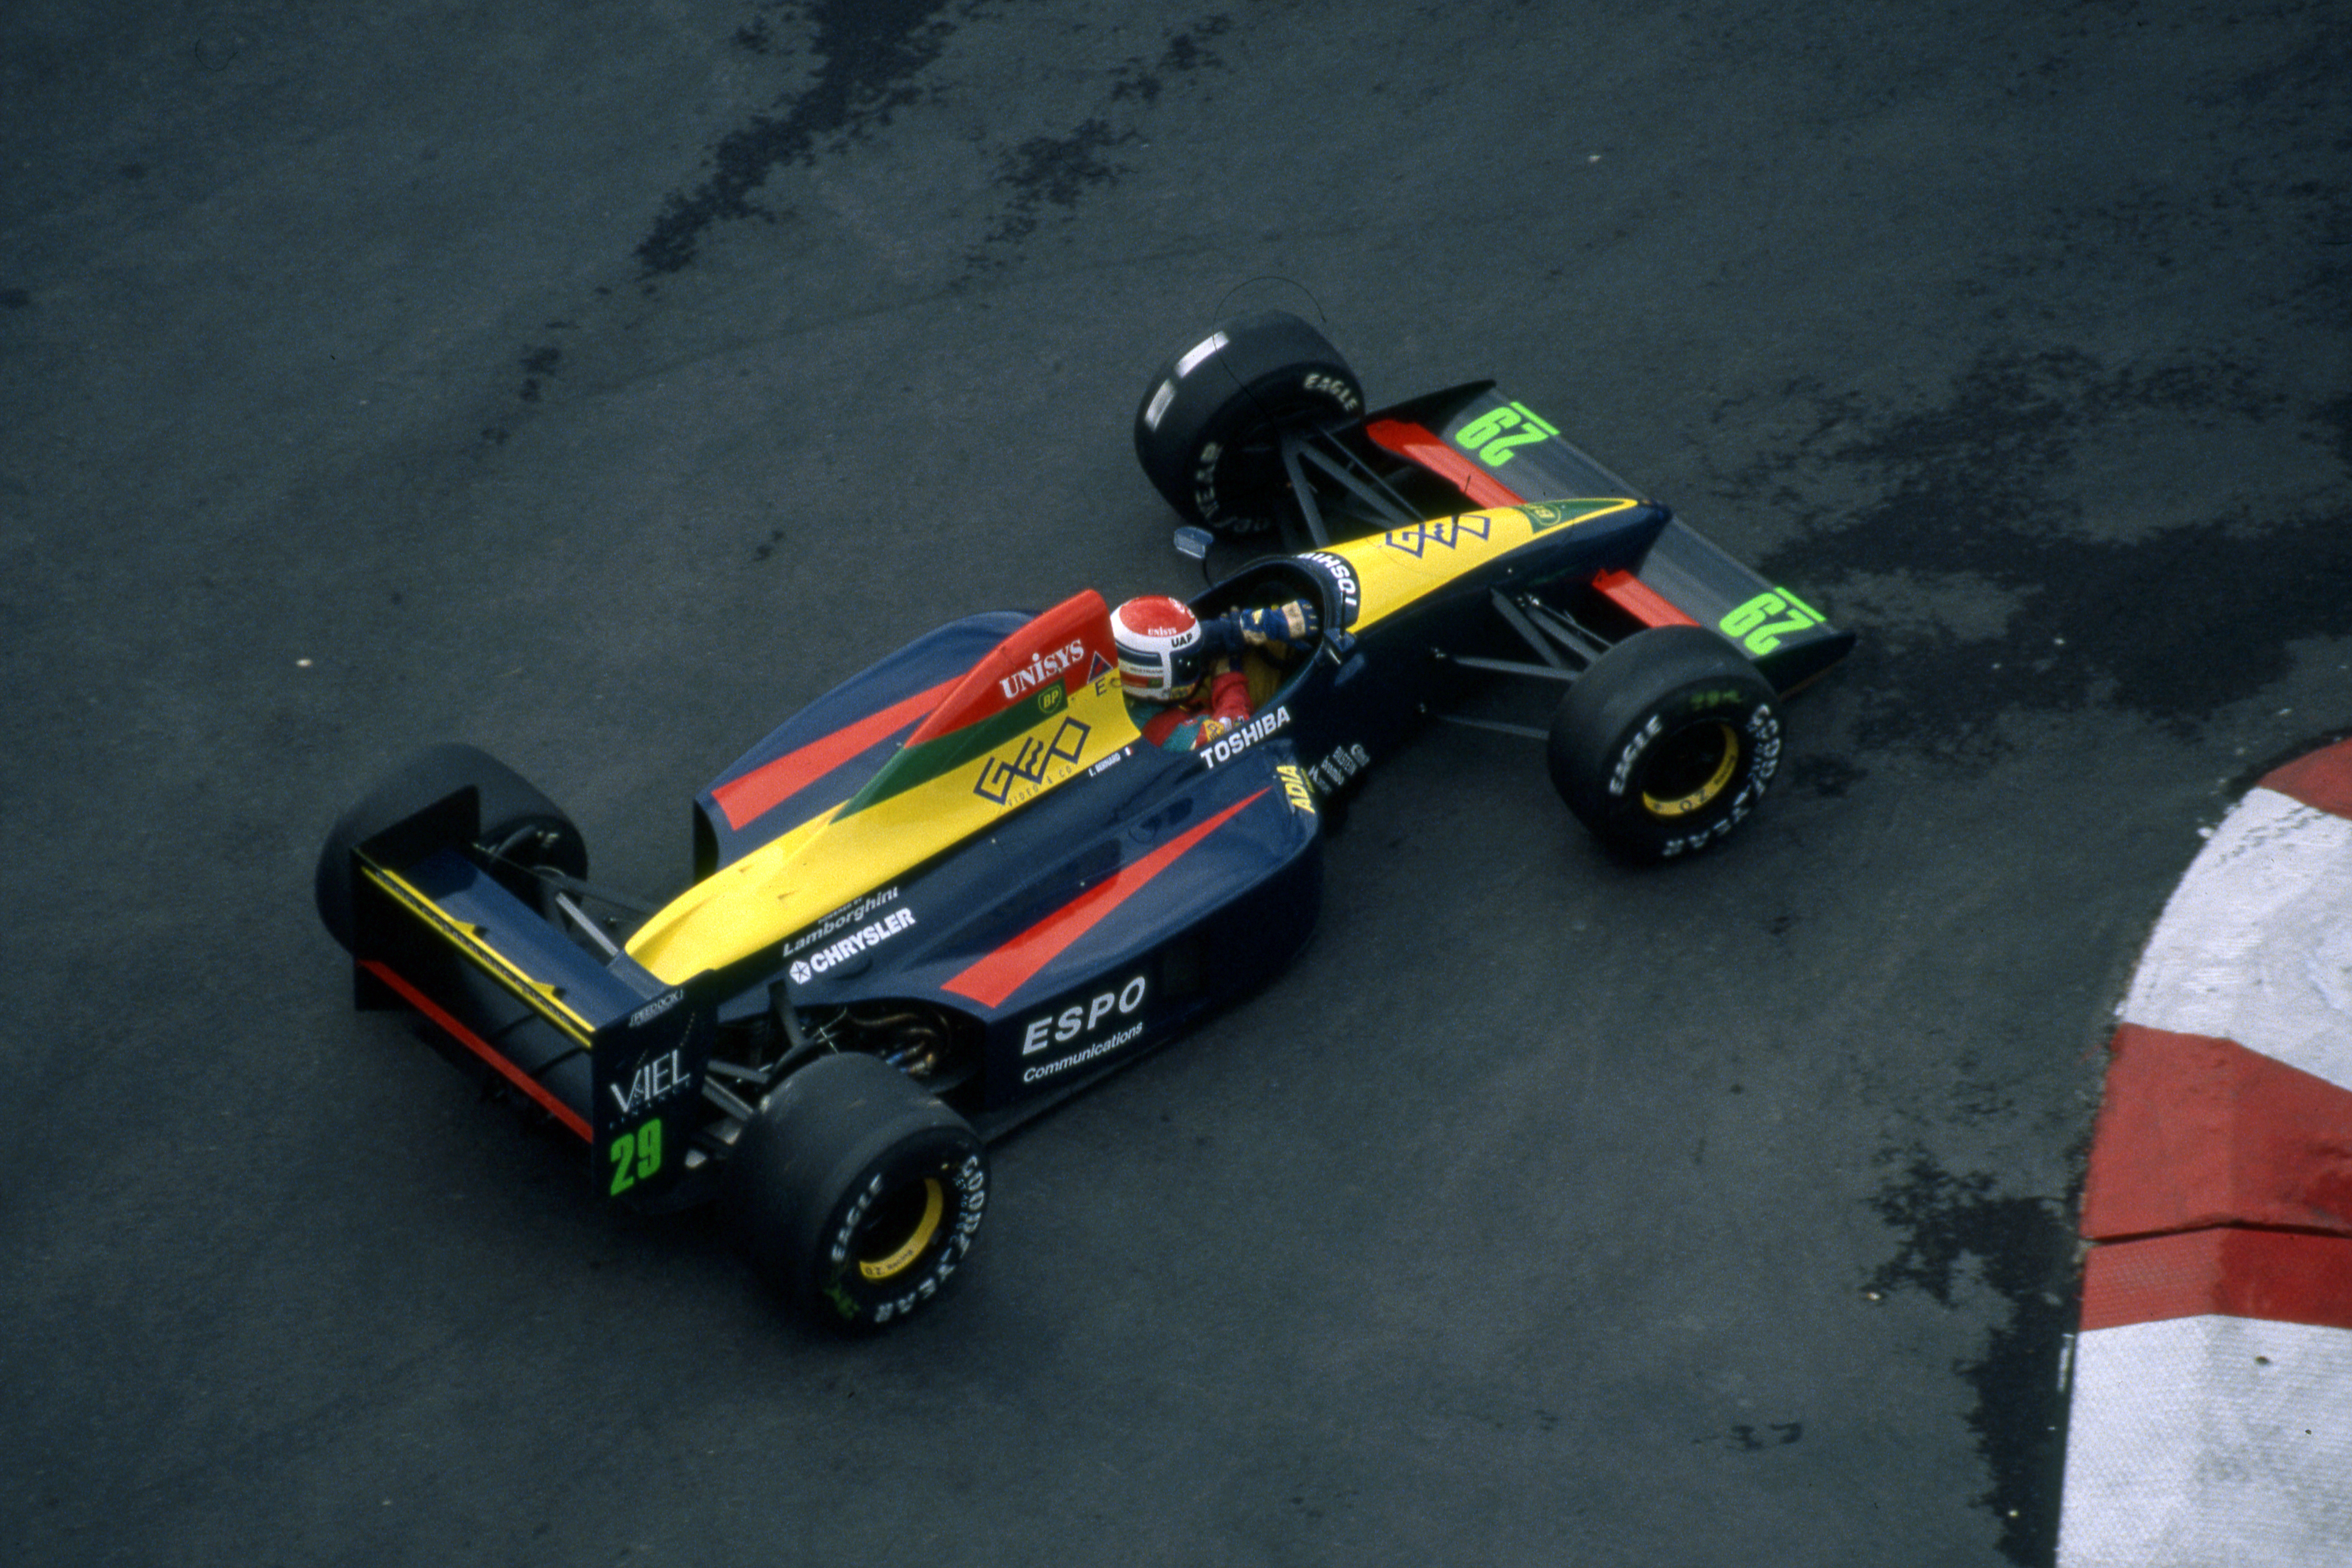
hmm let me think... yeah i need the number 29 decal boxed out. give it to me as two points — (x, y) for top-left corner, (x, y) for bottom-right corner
(608, 1117), (664, 1196)
(1720, 589), (1825, 654)
(1455, 402), (1559, 467)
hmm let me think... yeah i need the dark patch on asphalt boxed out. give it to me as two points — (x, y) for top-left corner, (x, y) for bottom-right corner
(981, 120), (1137, 245)
(1788, 753), (1864, 798)
(1744, 347), (2350, 759)
(1109, 15), (1233, 105)
(1866, 1148), (2076, 1567)
(732, 16), (780, 55)
(636, 0), (965, 276)
(1698, 1421), (1804, 1450)
(518, 345), (560, 403)
(0, 288), (29, 308)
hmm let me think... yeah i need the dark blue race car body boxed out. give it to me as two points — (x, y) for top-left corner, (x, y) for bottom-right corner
(319, 315), (1852, 1324)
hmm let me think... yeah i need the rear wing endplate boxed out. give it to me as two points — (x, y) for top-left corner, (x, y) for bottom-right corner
(346, 786), (718, 1203)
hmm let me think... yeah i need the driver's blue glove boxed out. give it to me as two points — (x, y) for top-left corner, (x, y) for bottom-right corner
(1231, 600), (1319, 649)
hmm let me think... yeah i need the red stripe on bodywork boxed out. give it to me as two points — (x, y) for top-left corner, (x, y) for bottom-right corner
(940, 788), (1270, 1010)
(1591, 568), (1699, 628)
(711, 678), (956, 830)
(1363, 418), (1522, 510)
(361, 958), (593, 1140)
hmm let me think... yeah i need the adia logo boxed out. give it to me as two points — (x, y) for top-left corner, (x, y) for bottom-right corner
(998, 639), (1088, 702)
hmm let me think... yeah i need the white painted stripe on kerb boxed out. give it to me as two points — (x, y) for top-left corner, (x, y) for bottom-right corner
(1175, 330), (1227, 379)
(2058, 1315), (2352, 1567)
(2121, 787), (2352, 1092)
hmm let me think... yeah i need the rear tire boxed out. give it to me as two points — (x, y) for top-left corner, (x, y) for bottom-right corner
(727, 1052), (988, 1330)
(1134, 310), (1365, 535)
(1547, 627), (1782, 863)
(316, 743), (588, 951)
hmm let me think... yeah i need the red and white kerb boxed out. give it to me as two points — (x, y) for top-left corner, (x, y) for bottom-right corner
(2058, 740), (2352, 1567)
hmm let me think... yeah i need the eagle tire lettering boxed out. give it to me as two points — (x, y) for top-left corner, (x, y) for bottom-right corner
(1300, 371), (1362, 413)
(1548, 624), (1784, 864)
(1607, 716), (1665, 799)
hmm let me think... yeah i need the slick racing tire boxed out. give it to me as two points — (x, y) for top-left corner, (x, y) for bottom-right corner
(1134, 310), (1365, 535)
(727, 1052), (988, 1331)
(315, 742), (589, 952)
(1547, 626), (1782, 864)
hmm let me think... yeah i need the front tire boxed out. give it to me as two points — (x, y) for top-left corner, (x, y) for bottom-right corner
(1547, 626), (1782, 863)
(727, 1052), (988, 1330)
(1134, 310), (1365, 535)
(316, 742), (589, 951)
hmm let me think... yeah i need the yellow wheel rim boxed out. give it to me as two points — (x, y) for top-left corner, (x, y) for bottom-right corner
(1641, 724), (1740, 818)
(857, 1178), (946, 1281)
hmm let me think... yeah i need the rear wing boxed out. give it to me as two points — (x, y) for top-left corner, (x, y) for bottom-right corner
(345, 786), (718, 1205)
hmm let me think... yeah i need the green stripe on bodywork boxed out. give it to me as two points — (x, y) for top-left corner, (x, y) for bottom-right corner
(839, 684), (1069, 817)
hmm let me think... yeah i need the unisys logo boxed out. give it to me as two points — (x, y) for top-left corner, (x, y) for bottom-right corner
(998, 638), (1088, 702)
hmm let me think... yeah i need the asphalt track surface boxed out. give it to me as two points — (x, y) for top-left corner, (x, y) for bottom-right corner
(2, 4), (2345, 1565)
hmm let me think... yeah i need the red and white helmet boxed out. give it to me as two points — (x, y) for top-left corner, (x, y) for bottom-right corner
(1112, 595), (1205, 702)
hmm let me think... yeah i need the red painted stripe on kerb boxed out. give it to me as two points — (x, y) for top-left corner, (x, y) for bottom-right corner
(940, 789), (1269, 1010)
(2262, 737), (2352, 819)
(2078, 1228), (2352, 1333)
(710, 679), (955, 830)
(1362, 419), (1523, 511)
(2081, 1025), (2352, 1242)
(361, 959), (593, 1140)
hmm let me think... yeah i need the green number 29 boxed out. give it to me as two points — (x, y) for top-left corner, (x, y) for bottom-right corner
(608, 1118), (664, 1196)
(1720, 588), (1825, 654)
(1456, 402), (1559, 467)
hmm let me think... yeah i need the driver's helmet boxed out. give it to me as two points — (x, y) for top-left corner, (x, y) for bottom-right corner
(1112, 595), (1206, 703)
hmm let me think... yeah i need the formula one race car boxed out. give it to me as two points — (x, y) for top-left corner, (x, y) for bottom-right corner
(315, 311), (1851, 1329)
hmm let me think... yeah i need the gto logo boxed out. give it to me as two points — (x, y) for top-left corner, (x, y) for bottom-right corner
(998, 638), (1088, 702)
(973, 716), (1090, 806)
(608, 1048), (688, 1116)
(1021, 974), (1148, 1055)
